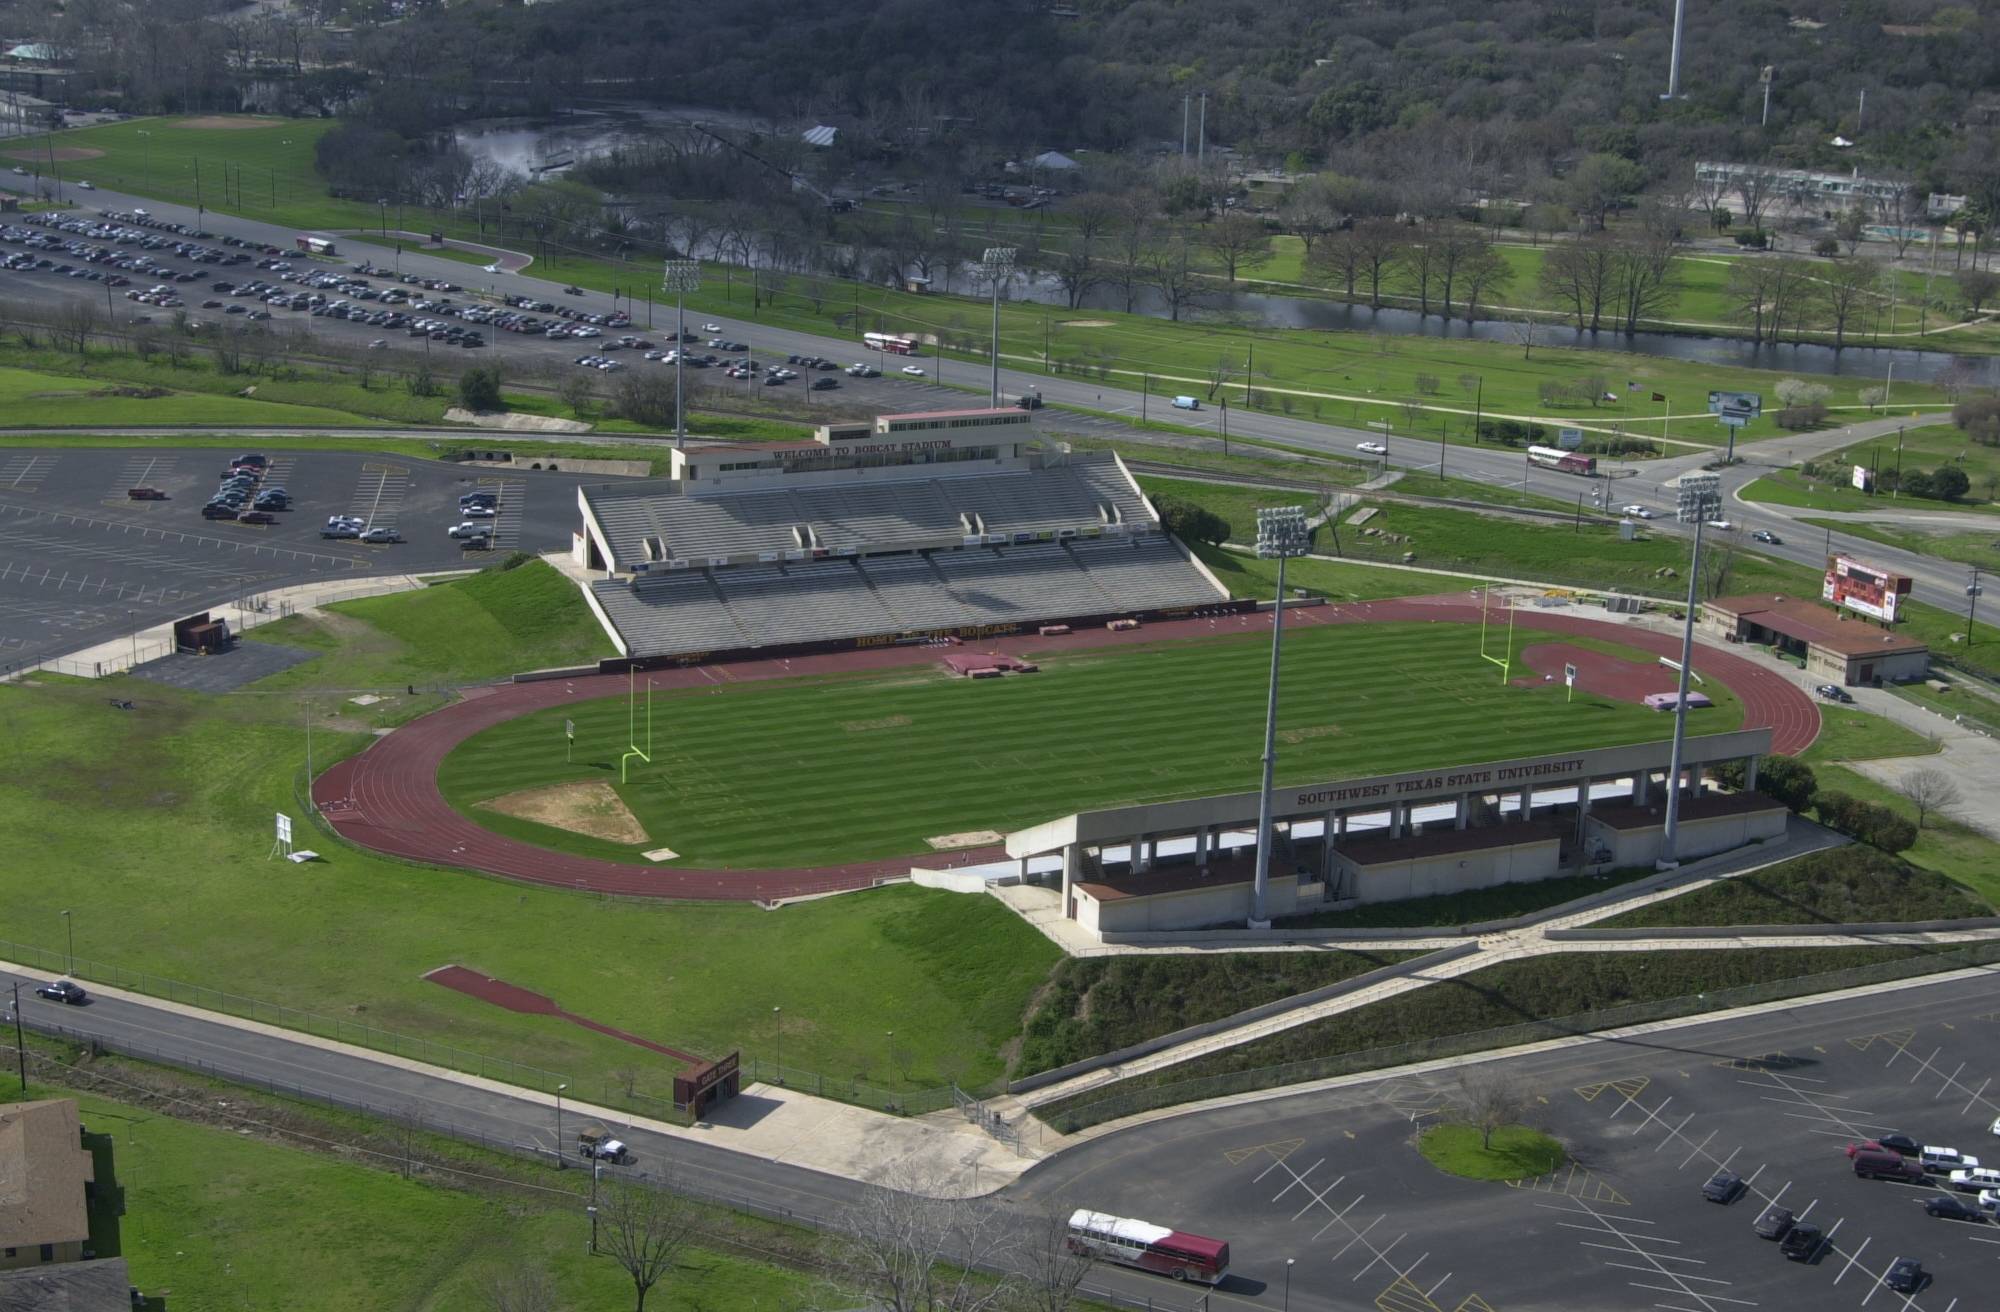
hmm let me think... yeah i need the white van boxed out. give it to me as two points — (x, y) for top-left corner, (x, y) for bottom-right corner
(1170, 395), (1200, 410)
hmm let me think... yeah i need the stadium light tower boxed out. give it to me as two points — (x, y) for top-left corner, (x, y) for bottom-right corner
(982, 247), (1016, 407)
(663, 259), (701, 449)
(1659, 473), (1721, 870)
(1250, 506), (1311, 928)
(1663, 0), (1688, 100)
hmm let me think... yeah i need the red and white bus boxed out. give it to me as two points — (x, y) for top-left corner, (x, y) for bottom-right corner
(863, 331), (919, 356)
(295, 234), (338, 257)
(1526, 445), (1596, 476)
(1065, 1209), (1229, 1284)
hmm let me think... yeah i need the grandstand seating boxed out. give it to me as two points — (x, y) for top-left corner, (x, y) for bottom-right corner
(930, 544), (1117, 617)
(590, 573), (748, 654)
(859, 555), (979, 630)
(1066, 537), (1216, 611)
(715, 562), (900, 648)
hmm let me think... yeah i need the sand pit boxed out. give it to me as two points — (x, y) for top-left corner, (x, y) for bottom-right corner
(1062, 319), (1114, 328)
(927, 830), (1003, 850)
(5, 146), (101, 162)
(477, 780), (648, 844)
(179, 115), (283, 130)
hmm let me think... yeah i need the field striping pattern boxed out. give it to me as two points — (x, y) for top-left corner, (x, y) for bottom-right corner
(312, 600), (1817, 900)
(425, 965), (702, 1065)
(438, 621), (1743, 869)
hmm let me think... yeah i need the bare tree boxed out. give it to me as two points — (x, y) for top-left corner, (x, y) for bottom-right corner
(1899, 769), (1962, 828)
(1540, 238), (1617, 331)
(1459, 245), (1513, 322)
(1724, 260), (1782, 343)
(1279, 175), (1345, 259)
(1458, 1070), (1531, 1151)
(1108, 189), (1158, 313)
(1505, 310), (1543, 360)
(599, 1182), (695, 1312)
(557, 371), (595, 416)
(1818, 260), (1878, 348)
(55, 300), (99, 356)
(1612, 234), (1681, 332)
(1305, 227), (1365, 298)
(1350, 220), (1406, 308)
(824, 1166), (1019, 1312)
(483, 1265), (557, 1312)
(1700, 524), (1742, 600)
(1200, 211), (1272, 283)
(1016, 1201), (1097, 1312)
(1142, 230), (1203, 322)
(1204, 353), (1236, 401)
(1733, 168), (1779, 231)
(1402, 227), (1441, 316)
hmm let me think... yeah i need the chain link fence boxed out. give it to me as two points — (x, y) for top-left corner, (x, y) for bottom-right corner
(1041, 939), (2000, 1133)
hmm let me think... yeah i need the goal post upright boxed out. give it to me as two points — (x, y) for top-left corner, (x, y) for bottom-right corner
(620, 668), (654, 783)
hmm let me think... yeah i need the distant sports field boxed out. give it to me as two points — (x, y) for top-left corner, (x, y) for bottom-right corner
(437, 622), (1741, 868)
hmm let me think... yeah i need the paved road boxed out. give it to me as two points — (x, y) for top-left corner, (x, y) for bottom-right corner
(11, 956), (1999, 1310)
(16, 182), (1982, 615)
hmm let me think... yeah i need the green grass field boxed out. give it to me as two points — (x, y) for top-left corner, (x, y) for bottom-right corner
(10, 115), (1954, 446)
(37, 1082), (811, 1310)
(437, 621), (1741, 868)
(1418, 1123), (1566, 1182)
(1194, 543), (1486, 601)
(1801, 517), (2000, 576)
(1740, 423), (2000, 515)
(0, 362), (389, 427)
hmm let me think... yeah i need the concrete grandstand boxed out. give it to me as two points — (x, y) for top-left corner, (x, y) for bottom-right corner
(570, 408), (1236, 665)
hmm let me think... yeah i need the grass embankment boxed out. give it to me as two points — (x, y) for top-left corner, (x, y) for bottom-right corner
(1802, 517), (2000, 576)
(1419, 1124), (1566, 1182)
(1740, 423), (2000, 516)
(1801, 703), (1940, 765)
(439, 621), (1738, 868)
(1891, 678), (2000, 738)
(1038, 944), (1963, 1127)
(1276, 868), (1659, 931)
(0, 568), (1060, 1097)
(243, 558), (614, 686)
(1012, 951), (1414, 1077)
(1194, 543), (1486, 601)
(1597, 846), (1991, 928)
(0, 361), (390, 427)
(13, 116), (1953, 446)
(32, 1080), (809, 1310)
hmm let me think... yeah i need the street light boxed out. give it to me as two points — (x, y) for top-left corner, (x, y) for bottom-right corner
(1284, 1257), (1295, 1311)
(1659, 473), (1721, 870)
(1250, 507), (1311, 928)
(981, 246), (1016, 407)
(588, 1159), (601, 1253)
(377, 198), (388, 237)
(135, 129), (150, 191)
(772, 1004), (783, 1084)
(663, 259), (701, 448)
(554, 1082), (568, 1169)
(60, 909), (73, 974)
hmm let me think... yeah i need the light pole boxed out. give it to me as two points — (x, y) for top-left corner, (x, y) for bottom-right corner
(1969, 567), (1984, 648)
(1659, 473), (1720, 870)
(60, 909), (73, 975)
(588, 1160), (601, 1253)
(126, 608), (137, 668)
(981, 246), (1016, 407)
(663, 259), (700, 448)
(772, 1005), (783, 1083)
(554, 1082), (568, 1169)
(1284, 1258), (1295, 1311)
(136, 129), (150, 192)
(378, 198), (388, 237)
(1250, 507), (1310, 928)
(11, 981), (26, 1094)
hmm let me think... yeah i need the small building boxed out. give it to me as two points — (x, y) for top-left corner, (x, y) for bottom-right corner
(0, 1256), (133, 1312)
(0, 1099), (96, 1272)
(1701, 594), (1928, 687)
(1030, 150), (1079, 173)
(1584, 791), (1787, 868)
(800, 125), (838, 149)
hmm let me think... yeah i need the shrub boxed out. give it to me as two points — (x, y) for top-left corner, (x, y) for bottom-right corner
(1733, 229), (1769, 249)
(1775, 401), (1829, 431)
(1476, 418), (1546, 446)
(1815, 790), (1918, 852)
(1900, 469), (1934, 499)
(1156, 497), (1232, 545)
(1759, 755), (1818, 812)
(456, 364), (505, 412)
(1928, 465), (1970, 501)
(1813, 237), (1841, 258)
(1952, 396), (2000, 446)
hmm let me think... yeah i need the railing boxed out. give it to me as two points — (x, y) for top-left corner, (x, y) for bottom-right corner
(1040, 939), (2000, 1133)
(953, 1083), (1030, 1157)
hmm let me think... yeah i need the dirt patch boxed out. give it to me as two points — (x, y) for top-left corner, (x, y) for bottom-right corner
(179, 115), (284, 130)
(842, 713), (912, 732)
(477, 780), (649, 844)
(425, 965), (701, 1064)
(5, 146), (102, 162)
(927, 829), (1003, 850)
(1278, 723), (1342, 745)
(1062, 319), (1114, 328)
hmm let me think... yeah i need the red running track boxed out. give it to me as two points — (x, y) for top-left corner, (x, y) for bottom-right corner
(311, 596), (1818, 900)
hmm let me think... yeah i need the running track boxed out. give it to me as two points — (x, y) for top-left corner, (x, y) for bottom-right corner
(311, 595), (1818, 900)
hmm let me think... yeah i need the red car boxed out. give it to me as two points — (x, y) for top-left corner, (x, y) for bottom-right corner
(127, 487), (167, 500)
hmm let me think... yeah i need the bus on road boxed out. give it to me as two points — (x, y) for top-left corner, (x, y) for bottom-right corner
(1065, 1210), (1229, 1284)
(863, 331), (918, 356)
(1527, 445), (1597, 476)
(295, 234), (338, 257)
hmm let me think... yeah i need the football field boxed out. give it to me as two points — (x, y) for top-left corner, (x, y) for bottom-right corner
(437, 621), (1741, 867)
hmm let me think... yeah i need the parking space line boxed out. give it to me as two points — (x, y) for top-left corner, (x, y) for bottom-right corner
(1680, 1129), (1719, 1169)
(1348, 1232), (1406, 1283)
(1269, 1156), (1324, 1201)
(1831, 1235), (1872, 1284)
(1961, 1077), (1991, 1116)
(1327, 1213), (1382, 1263)
(1658, 1113), (1696, 1151)
(1310, 1193), (1365, 1242)
(1859, 1256), (1900, 1304)
(1630, 1096), (1676, 1134)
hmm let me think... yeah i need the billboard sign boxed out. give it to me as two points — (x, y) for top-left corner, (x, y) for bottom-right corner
(1707, 390), (1762, 417)
(1851, 464), (1874, 492)
(275, 812), (292, 844)
(1557, 427), (1585, 450)
(1564, 662), (1577, 687)
(1823, 554), (1913, 623)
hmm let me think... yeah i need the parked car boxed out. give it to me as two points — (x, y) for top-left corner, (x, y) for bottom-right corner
(1356, 441), (1388, 455)
(447, 522), (490, 539)
(1924, 1194), (1986, 1222)
(34, 980), (87, 1004)
(126, 487), (167, 500)
(236, 510), (277, 525)
(359, 527), (401, 544)
(812, 377), (839, 390)
(1619, 504), (1656, 519)
(1814, 684), (1854, 703)
(1779, 1222), (1822, 1261)
(201, 504), (239, 520)
(1884, 1258), (1926, 1294)
(1702, 1169), (1743, 1203)
(1854, 1149), (1927, 1183)
(320, 524), (359, 539)
(1878, 1134), (1921, 1155)
(459, 504), (496, 518)
(1950, 1166), (2000, 1192)
(1753, 1204), (1793, 1239)
(1922, 1146), (1980, 1174)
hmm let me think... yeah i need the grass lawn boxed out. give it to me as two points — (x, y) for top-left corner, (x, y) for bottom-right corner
(1890, 679), (2000, 737)
(1740, 423), (2000, 516)
(41, 1082), (811, 1310)
(1195, 542), (1486, 601)
(14, 117), (1954, 448)
(0, 362), (390, 428)
(1801, 517), (2000, 576)
(1812, 760), (2000, 907)
(0, 672), (1059, 1097)
(242, 558), (614, 687)
(439, 621), (1735, 868)
(1418, 1123), (1566, 1182)
(1596, 845), (1991, 928)
(1799, 704), (1941, 765)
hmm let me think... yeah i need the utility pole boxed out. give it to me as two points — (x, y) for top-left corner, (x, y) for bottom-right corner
(1760, 66), (1774, 127)
(1664, 0), (1687, 99)
(1970, 567), (1985, 647)
(982, 247), (1016, 407)
(11, 982), (25, 1094)
(1198, 92), (1208, 163)
(1181, 94), (1190, 158)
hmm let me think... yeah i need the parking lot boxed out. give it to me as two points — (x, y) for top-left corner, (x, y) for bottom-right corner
(1017, 971), (2000, 1311)
(0, 446), (593, 668)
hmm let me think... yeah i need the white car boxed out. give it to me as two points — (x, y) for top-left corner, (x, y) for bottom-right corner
(900, 364), (926, 377)
(1706, 518), (1736, 531)
(368, 338), (388, 349)
(77, 180), (95, 190)
(1989, 1114), (2000, 1136)
(1356, 441), (1388, 455)
(447, 521), (491, 539)
(1620, 504), (1655, 519)
(482, 262), (501, 273)
(460, 504), (496, 518)
(1981, 1188), (2000, 1215)
(702, 322), (723, 333)
(1949, 1166), (2000, 1192)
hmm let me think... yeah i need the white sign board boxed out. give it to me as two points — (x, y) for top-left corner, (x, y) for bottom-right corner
(1564, 663), (1577, 687)
(565, 718), (575, 742)
(1557, 427), (1585, 450)
(1851, 464), (1874, 492)
(275, 812), (293, 844)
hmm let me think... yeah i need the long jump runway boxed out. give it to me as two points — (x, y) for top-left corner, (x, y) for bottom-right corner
(310, 595), (1819, 901)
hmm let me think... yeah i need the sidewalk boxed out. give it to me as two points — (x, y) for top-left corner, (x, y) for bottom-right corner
(0, 958), (1032, 1198)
